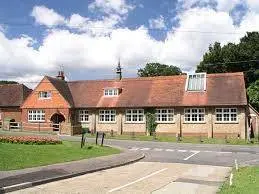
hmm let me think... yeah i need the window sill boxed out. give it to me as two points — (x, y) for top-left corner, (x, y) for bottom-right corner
(28, 121), (45, 123)
(79, 121), (90, 124)
(156, 122), (175, 124)
(98, 121), (117, 124)
(215, 122), (239, 124)
(183, 122), (206, 124)
(125, 122), (145, 124)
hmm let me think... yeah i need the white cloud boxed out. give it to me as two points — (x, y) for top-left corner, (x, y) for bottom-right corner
(88, 0), (135, 15)
(2, 1), (259, 83)
(246, 0), (259, 12)
(216, 0), (241, 12)
(149, 15), (166, 29)
(31, 5), (66, 27)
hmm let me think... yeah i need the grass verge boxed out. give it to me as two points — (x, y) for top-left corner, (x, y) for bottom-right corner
(0, 141), (120, 171)
(218, 166), (259, 194)
(86, 133), (259, 145)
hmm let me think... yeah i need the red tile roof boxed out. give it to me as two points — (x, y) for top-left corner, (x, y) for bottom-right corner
(67, 72), (247, 108)
(0, 84), (32, 107)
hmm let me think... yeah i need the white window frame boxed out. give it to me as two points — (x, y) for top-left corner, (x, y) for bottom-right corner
(79, 110), (89, 123)
(125, 109), (145, 123)
(215, 108), (238, 123)
(39, 91), (51, 99)
(155, 109), (174, 123)
(104, 88), (119, 96)
(28, 110), (45, 122)
(99, 110), (116, 123)
(184, 108), (205, 123)
(185, 73), (206, 91)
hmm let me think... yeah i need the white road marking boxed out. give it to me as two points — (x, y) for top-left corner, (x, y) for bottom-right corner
(108, 168), (168, 193)
(190, 150), (199, 153)
(178, 150), (187, 152)
(216, 151), (232, 154)
(165, 149), (175, 152)
(183, 151), (200, 161)
(129, 147), (139, 151)
(140, 148), (150, 151)
(203, 150), (213, 153)
(154, 148), (163, 151)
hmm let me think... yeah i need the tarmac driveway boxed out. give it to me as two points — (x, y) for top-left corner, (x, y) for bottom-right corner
(11, 162), (231, 194)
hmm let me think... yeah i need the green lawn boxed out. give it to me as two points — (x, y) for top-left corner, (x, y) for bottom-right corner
(86, 133), (259, 145)
(0, 141), (120, 171)
(218, 166), (259, 194)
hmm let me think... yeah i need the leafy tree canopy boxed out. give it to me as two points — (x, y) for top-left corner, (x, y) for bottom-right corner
(196, 32), (259, 86)
(247, 80), (259, 111)
(0, 80), (18, 84)
(138, 63), (182, 77)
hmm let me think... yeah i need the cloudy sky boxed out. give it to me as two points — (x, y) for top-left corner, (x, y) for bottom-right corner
(0, 0), (259, 87)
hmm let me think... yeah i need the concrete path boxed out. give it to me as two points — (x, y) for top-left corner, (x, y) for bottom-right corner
(11, 162), (231, 194)
(0, 152), (144, 193)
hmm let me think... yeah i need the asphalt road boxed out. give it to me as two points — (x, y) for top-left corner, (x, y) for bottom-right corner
(61, 135), (259, 167)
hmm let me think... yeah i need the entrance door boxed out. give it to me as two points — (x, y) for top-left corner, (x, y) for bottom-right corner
(50, 113), (65, 131)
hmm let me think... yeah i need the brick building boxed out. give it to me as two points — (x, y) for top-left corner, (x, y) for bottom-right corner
(19, 68), (253, 139)
(0, 84), (32, 129)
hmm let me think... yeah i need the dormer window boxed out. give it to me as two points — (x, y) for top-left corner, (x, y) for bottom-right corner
(186, 73), (206, 91)
(104, 88), (119, 96)
(39, 91), (51, 99)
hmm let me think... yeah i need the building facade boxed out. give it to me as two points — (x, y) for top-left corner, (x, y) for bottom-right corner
(19, 70), (251, 139)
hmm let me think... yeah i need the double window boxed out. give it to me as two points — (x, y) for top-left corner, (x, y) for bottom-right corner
(99, 110), (116, 122)
(156, 109), (174, 123)
(39, 91), (51, 99)
(184, 108), (205, 122)
(216, 108), (237, 122)
(186, 73), (206, 91)
(79, 110), (89, 122)
(125, 109), (144, 123)
(104, 88), (119, 96)
(28, 110), (45, 122)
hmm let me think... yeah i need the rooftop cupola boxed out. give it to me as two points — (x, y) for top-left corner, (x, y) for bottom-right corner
(116, 61), (122, 80)
(56, 71), (65, 81)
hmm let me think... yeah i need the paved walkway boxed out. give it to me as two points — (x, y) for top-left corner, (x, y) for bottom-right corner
(0, 151), (144, 193)
(10, 162), (231, 194)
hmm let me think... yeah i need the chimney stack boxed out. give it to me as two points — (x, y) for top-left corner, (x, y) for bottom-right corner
(116, 60), (122, 80)
(57, 71), (65, 80)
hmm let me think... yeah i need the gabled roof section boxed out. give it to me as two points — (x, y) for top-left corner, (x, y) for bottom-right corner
(68, 72), (247, 108)
(0, 84), (32, 107)
(45, 76), (74, 107)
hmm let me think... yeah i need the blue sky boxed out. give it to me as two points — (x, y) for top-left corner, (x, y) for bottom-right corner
(0, 0), (259, 87)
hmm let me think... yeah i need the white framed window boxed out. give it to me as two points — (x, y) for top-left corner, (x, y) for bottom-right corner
(39, 91), (51, 99)
(156, 109), (174, 123)
(104, 88), (119, 96)
(186, 73), (206, 91)
(125, 109), (144, 123)
(184, 108), (205, 122)
(216, 108), (237, 123)
(28, 110), (45, 122)
(79, 110), (89, 122)
(99, 110), (116, 122)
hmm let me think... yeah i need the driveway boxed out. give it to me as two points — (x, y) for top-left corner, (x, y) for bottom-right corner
(11, 162), (231, 194)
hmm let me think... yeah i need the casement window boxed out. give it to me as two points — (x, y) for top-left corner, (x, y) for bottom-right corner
(125, 109), (144, 123)
(39, 91), (51, 99)
(28, 110), (45, 122)
(184, 108), (205, 122)
(186, 73), (206, 91)
(216, 108), (237, 122)
(99, 110), (116, 122)
(79, 110), (89, 122)
(156, 109), (174, 123)
(104, 88), (119, 96)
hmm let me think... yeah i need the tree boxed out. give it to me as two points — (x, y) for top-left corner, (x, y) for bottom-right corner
(0, 80), (18, 84)
(196, 32), (259, 87)
(247, 80), (259, 111)
(138, 63), (182, 77)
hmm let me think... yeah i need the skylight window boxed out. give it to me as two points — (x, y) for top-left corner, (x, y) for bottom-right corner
(104, 88), (119, 96)
(186, 73), (206, 91)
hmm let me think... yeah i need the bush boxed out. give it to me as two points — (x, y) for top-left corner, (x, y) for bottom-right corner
(0, 136), (62, 145)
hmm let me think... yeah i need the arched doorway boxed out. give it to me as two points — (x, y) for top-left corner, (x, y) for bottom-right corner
(50, 113), (65, 131)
